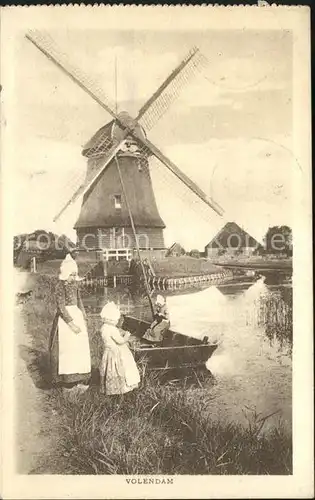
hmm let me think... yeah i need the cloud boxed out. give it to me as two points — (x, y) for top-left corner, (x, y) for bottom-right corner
(150, 135), (294, 244)
(83, 45), (180, 108)
(13, 137), (86, 238)
(202, 56), (281, 92)
(176, 48), (290, 110)
(19, 29), (292, 149)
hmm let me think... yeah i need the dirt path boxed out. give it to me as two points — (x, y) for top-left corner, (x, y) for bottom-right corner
(15, 304), (63, 474)
(16, 351), (52, 473)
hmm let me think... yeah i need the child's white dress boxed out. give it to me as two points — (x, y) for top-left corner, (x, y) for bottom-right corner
(100, 324), (140, 395)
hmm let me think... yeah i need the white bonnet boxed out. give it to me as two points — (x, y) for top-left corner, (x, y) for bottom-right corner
(156, 294), (165, 306)
(100, 301), (121, 323)
(59, 254), (79, 280)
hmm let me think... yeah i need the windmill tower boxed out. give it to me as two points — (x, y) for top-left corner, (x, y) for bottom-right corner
(26, 31), (224, 262)
(75, 113), (166, 252)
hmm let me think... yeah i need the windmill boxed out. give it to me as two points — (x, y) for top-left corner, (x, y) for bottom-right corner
(26, 31), (224, 259)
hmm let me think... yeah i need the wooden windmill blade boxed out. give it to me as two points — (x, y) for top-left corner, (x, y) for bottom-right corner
(74, 46), (205, 159)
(130, 48), (225, 216)
(55, 47), (210, 205)
(26, 30), (119, 122)
(78, 47), (207, 177)
(137, 47), (207, 131)
(76, 47), (214, 205)
(25, 30), (131, 221)
(26, 31), (140, 156)
(53, 138), (127, 222)
(136, 135), (224, 217)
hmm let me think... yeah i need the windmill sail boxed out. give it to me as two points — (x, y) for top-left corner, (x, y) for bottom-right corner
(53, 138), (128, 222)
(136, 135), (224, 216)
(76, 47), (206, 160)
(26, 30), (224, 221)
(138, 47), (207, 131)
(26, 30), (118, 121)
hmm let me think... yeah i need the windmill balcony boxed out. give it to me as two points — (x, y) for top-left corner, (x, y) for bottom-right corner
(101, 247), (133, 262)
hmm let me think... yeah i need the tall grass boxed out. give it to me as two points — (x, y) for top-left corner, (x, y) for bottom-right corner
(49, 371), (292, 475)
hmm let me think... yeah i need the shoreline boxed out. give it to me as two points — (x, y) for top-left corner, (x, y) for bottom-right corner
(14, 272), (292, 475)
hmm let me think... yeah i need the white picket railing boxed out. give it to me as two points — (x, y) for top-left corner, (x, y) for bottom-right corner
(102, 248), (133, 261)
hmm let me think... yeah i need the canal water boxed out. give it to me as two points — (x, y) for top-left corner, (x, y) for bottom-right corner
(81, 276), (292, 432)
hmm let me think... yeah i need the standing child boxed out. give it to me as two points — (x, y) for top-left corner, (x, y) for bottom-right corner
(99, 302), (140, 396)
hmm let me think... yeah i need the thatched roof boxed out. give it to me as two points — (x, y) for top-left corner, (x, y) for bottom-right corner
(166, 242), (186, 256)
(78, 114), (164, 230)
(205, 222), (260, 249)
(75, 154), (165, 229)
(82, 113), (148, 158)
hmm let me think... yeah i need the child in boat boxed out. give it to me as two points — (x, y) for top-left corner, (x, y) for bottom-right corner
(142, 294), (170, 345)
(99, 301), (140, 396)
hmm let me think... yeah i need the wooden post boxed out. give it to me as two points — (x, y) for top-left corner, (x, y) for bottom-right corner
(31, 256), (37, 273)
(114, 155), (155, 319)
(103, 259), (108, 277)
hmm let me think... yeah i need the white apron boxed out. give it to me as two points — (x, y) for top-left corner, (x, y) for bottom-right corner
(58, 305), (91, 375)
(120, 345), (141, 387)
(101, 324), (140, 389)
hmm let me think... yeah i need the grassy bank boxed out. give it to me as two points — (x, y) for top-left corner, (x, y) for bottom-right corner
(29, 256), (223, 280)
(17, 272), (292, 475)
(48, 374), (291, 475)
(152, 257), (222, 277)
(212, 256), (292, 270)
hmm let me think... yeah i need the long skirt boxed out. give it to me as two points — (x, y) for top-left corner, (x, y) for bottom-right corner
(142, 319), (170, 343)
(100, 344), (140, 395)
(49, 305), (91, 386)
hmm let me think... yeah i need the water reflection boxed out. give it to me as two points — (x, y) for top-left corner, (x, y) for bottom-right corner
(82, 276), (292, 351)
(243, 278), (292, 352)
(257, 285), (292, 350)
(82, 276), (292, 427)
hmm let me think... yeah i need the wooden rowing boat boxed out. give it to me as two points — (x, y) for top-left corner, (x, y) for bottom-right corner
(122, 315), (218, 371)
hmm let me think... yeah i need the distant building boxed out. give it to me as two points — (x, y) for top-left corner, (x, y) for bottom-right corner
(205, 222), (261, 259)
(14, 230), (76, 269)
(166, 242), (186, 257)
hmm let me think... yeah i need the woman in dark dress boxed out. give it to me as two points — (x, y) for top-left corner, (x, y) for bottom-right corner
(49, 254), (91, 387)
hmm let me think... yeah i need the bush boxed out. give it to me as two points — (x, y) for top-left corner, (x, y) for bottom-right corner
(189, 249), (200, 259)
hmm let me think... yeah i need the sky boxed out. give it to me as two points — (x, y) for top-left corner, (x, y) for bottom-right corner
(12, 28), (294, 250)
